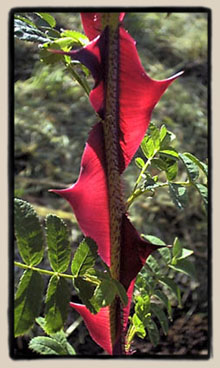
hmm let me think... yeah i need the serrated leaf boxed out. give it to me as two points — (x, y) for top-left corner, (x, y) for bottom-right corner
(146, 317), (160, 347)
(154, 289), (172, 320)
(36, 13), (56, 28)
(14, 19), (50, 43)
(91, 280), (116, 308)
(135, 157), (145, 169)
(46, 215), (70, 273)
(14, 199), (44, 266)
(45, 276), (70, 334)
(159, 277), (182, 307)
(29, 336), (67, 355)
(183, 152), (208, 177)
(148, 123), (160, 150)
(74, 277), (98, 314)
(179, 153), (200, 182)
(14, 270), (44, 337)
(71, 238), (98, 277)
(141, 136), (155, 159)
(168, 183), (188, 209)
(52, 331), (76, 355)
(150, 303), (169, 335)
(169, 259), (196, 279)
(194, 183), (208, 211)
(160, 130), (175, 150)
(34, 318), (76, 354)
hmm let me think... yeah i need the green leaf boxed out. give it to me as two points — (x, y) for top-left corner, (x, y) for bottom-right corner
(36, 13), (56, 28)
(39, 45), (65, 64)
(14, 199), (45, 266)
(141, 234), (165, 246)
(141, 136), (155, 159)
(61, 30), (89, 46)
(74, 277), (97, 314)
(150, 303), (169, 335)
(132, 314), (146, 339)
(14, 15), (37, 28)
(91, 280), (116, 308)
(177, 248), (194, 260)
(134, 295), (151, 325)
(183, 152), (208, 177)
(168, 183), (188, 209)
(14, 19), (50, 43)
(159, 247), (172, 264)
(194, 183), (208, 211)
(45, 276), (70, 334)
(141, 175), (160, 191)
(14, 270), (44, 337)
(29, 336), (68, 355)
(35, 318), (76, 354)
(166, 160), (178, 181)
(179, 153), (200, 182)
(135, 157), (145, 169)
(154, 289), (172, 320)
(148, 123), (160, 150)
(159, 148), (179, 160)
(159, 277), (182, 307)
(146, 255), (161, 274)
(169, 259), (196, 279)
(46, 215), (70, 273)
(146, 317), (160, 347)
(113, 280), (128, 306)
(52, 331), (76, 355)
(159, 124), (167, 142)
(160, 129), (176, 150)
(71, 238), (98, 277)
(172, 237), (182, 259)
(151, 157), (167, 171)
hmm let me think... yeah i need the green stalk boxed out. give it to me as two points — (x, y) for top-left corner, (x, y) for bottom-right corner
(14, 261), (74, 280)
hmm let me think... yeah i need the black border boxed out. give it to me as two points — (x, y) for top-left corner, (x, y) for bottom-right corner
(9, 6), (212, 360)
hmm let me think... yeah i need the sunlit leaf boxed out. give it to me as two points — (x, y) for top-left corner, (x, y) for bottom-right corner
(14, 198), (44, 266)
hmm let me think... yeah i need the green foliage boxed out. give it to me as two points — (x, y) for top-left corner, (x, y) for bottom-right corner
(45, 276), (70, 334)
(128, 122), (208, 213)
(14, 198), (44, 266)
(14, 269), (44, 337)
(14, 11), (208, 355)
(126, 235), (195, 351)
(46, 214), (70, 273)
(14, 198), (128, 340)
(29, 318), (76, 355)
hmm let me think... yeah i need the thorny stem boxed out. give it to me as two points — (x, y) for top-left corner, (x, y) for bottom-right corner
(101, 13), (125, 353)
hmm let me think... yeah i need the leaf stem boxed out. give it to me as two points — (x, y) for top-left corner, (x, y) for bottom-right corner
(127, 180), (191, 209)
(14, 261), (74, 280)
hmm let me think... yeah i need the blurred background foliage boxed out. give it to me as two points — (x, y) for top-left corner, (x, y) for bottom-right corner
(14, 11), (209, 355)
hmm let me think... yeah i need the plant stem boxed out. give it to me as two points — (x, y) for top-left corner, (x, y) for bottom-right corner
(127, 180), (191, 209)
(14, 261), (74, 280)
